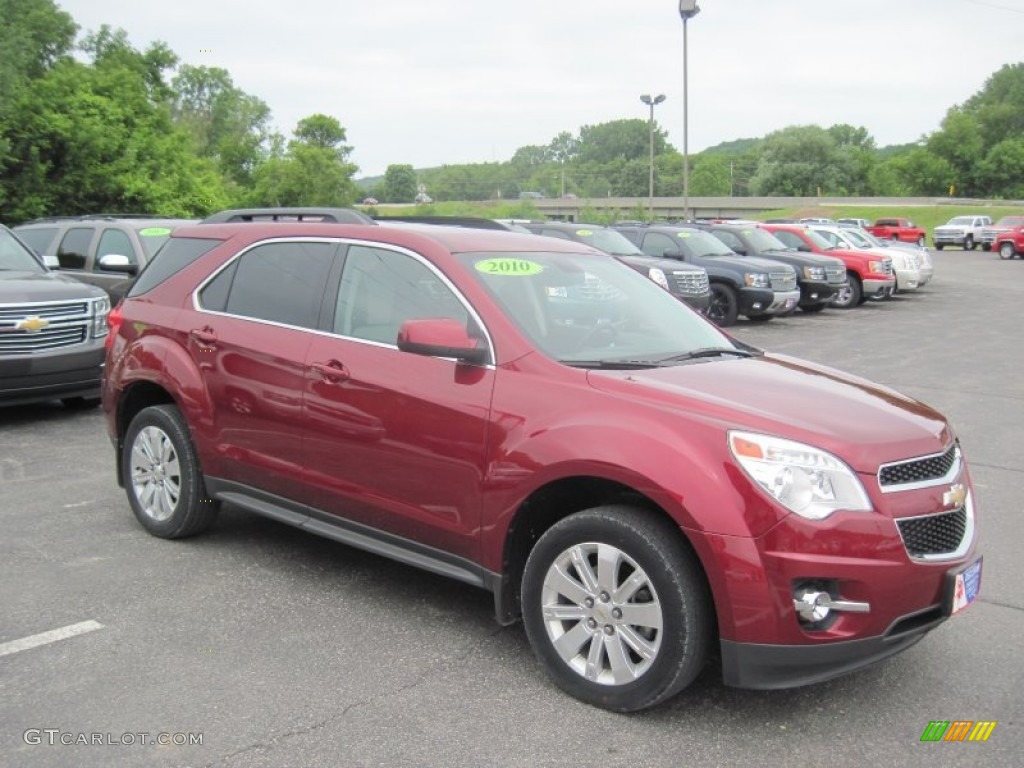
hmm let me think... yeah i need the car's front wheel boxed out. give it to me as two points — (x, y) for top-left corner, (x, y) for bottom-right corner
(832, 275), (862, 309)
(965, 235), (975, 250)
(707, 284), (739, 327)
(122, 404), (219, 538)
(521, 506), (712, 712)
(999, 242), (1017, 260)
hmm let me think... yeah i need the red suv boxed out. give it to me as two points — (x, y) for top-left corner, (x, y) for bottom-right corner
(103, 215), (981, 712)
(762, 223), (896, 308)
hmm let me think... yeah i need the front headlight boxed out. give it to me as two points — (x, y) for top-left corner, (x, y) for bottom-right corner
(744, 272), (770, 288)
(728, 431), (872, 520)
(648, 268), (670, 291)
(868, 260), (888, 274)
(803, 266), (825, 281)
(90, 296), (111, 338)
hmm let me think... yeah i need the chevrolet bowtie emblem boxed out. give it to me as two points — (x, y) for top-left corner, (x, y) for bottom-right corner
(943, 483), (967, 508)
(16, 316), (50, 332)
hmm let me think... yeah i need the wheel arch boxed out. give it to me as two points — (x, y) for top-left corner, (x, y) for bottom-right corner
(493, 476), (717, 632)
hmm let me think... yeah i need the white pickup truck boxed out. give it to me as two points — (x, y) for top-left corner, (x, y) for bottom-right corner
(932, 215), (992, 250)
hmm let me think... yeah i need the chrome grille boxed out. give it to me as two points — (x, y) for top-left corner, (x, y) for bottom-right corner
(0, 301), (92, 354)
(825, 266), (846, 283)
(879, 444), (958, 488)
(878, 260), (893, 275)
(769, 271), (797, 291)
(672, 270), (710, 296)
(897, 508), (967, 558)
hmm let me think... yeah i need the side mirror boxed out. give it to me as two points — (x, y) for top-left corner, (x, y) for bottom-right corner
(732, 246), (747, 255)
(661, 249), (687, 261)
(98, 254), (138, 275)
(798, 244), (811, 252)
(397, 318), (488, 364)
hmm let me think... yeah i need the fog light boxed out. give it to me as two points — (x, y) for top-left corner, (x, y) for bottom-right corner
(793, 587), (871, 624)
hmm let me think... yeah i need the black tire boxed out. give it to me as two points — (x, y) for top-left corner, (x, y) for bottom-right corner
(998, 242), (1016, 260)
(800, 303), (827, 314)
(832, 274), (862, 309)
(916, 235), (926, 247)
(964, 235), (975, 250)
(934, 243), (944, 251)
(706, 283), (739, 327)
(61, 396), (101, 409)
(982, 243), (991, 252)
(122, 404), (219, 539)
(521, 506), (712, 712)
(891, 233), (900, 241)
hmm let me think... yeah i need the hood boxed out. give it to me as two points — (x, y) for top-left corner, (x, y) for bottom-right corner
(753, 249), (844, 269)
(711, 255), (794, 273)
(586, 353), (951, 472)
(0, 271), (107, 303)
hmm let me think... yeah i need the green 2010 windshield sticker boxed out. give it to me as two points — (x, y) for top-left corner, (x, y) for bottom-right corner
(475, 258), (544, 276)
(575, 229), (594, 237)
(676, 232), (692, 238)
(139, 227), (172, 236)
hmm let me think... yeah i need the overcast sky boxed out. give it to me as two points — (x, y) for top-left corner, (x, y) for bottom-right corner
(55, 0), (1024, 178)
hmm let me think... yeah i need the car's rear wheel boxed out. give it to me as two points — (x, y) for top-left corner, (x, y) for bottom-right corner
(123, 404), (219, 538)
(521, 506), (712, 712)
(998, 242), (1017, 260)
(707, 283), (739, 327)
(965, 235), (975, 250)
(832, 275), (861, 309)
(917, 235), (926, 247)
(934, 243), (944, 251)
(982, 243), (992, 252)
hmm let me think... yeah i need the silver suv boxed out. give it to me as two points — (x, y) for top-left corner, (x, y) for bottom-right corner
(14, 215), (196, 301)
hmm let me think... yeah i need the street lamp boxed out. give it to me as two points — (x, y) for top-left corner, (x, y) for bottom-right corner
(679, 0), (700, 222)
(640, 93), (666, 219)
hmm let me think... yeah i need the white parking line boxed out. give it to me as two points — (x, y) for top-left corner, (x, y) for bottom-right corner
(0, 620), (104, 658)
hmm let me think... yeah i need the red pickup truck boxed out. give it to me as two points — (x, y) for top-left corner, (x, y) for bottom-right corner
(865, 218), (927, 247)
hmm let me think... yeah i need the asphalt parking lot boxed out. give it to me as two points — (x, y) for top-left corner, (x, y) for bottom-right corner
(1, 248), (1021, 768)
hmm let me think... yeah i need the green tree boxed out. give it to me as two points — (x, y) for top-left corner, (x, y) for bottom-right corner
(749, 125), (846, 196)
(689, 155), (732, 196)
(247, 115), (358, 207)
(576, 119), (661, 165)
(171, 64), (272, 187)
(979, 137), (1024, 199)
(382, 164), (418, 203)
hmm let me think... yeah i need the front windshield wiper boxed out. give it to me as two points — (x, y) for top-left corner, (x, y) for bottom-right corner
(562, 358), (668, 370)
(657, 347), (758, 363)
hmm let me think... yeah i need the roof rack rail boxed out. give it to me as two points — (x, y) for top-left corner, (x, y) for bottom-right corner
(201, 207), (375, 225)
(375, 215), (512, 231)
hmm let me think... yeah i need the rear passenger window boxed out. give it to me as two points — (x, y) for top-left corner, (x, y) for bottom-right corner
(57, 227), (94, 270)
(223, 242), (336, 329)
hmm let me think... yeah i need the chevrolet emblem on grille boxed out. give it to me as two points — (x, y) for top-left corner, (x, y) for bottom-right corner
(943, 483), (967, 508)
(15, 316), (50, 333)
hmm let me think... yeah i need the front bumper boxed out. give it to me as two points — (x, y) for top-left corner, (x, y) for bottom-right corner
(738, 287), (800, 317)
(863, 276), (896, 298)
(0, 344), (105, 407)
(678, 292), (711, 313)
(933, 232), (967, 246)
(893, 267), (921, 292)
(797, 279), (839, 308)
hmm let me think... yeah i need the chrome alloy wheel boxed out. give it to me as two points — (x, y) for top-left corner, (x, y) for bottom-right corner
(130, 425), (182, 522)
(540, 542), (663, 685)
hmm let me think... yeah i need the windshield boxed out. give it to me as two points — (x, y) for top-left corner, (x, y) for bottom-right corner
(947, 217), (974, 226)
(458, 251), (736, 365)
(800, 229), (834, 250)
(835, 228), (874, 248)
(738, 227), (791, 252)
(0, 228), (46, 272)
(996, 216), (1024, 227)
(570, 228), (644, 257)
(674, 230), (736, 257)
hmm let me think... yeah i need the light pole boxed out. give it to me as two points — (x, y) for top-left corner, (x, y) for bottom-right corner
(679, 0), (700, 222)
(640, 93), (666, 220)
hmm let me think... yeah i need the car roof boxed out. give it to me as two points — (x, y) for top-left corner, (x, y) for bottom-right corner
(177, 221), (599, 256)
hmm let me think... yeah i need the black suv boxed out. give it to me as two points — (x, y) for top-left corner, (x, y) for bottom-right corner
(14, 214), (197, 302)
(517, 221), (711, 312)
(613, 224), (800, 327)
(693, 222), (847, 313)
(0, 224), (110, 407)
